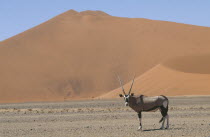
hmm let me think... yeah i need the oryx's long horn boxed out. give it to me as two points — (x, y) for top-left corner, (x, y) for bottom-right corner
(117, 75), (126, 95)
(128, 75), (136, 95)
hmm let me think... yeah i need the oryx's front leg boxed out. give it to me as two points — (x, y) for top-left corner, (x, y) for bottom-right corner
(137, 112), (142, 131)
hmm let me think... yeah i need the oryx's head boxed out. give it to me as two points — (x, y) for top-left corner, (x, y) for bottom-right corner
(118, 75), (135, 106)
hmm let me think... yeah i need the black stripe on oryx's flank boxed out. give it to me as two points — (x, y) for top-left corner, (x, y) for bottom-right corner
(144, 106), (160, 112)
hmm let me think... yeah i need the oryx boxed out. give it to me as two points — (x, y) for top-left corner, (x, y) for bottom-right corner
(118, 75), (169, 130)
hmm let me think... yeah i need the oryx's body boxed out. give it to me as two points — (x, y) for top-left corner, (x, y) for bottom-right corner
(128, 95), (168, 113)
(118, 75), (169, 130)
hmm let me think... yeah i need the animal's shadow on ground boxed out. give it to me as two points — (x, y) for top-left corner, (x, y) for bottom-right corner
(143, 128), (182, 132)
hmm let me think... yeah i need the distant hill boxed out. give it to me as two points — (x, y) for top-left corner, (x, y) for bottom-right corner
(1, 10), (210, 103)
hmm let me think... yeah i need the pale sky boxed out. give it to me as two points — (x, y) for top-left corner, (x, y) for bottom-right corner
(1, 0), (210, 41)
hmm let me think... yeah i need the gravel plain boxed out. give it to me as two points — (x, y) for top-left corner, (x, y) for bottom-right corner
(0, 96), (210, 137)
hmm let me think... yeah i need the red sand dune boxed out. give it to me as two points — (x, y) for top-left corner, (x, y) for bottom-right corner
(100, 55), (210, 99)
(1, 10), (210, 103)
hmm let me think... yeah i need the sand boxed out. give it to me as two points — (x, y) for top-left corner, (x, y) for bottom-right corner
(1, 10), (210, 103)
(0, 96), (210, 137)
(101, 63), (210, 98)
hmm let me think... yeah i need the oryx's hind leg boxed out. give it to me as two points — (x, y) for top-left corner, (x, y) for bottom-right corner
(137, 112), (142, 131)
(160, 101), (169, 129)
(165, 114), (169, 129)
(160, 115), (166, 129)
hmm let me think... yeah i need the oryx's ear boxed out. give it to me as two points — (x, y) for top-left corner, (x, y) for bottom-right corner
(119, 94), (123, 97)
(131, 93), (134, 96)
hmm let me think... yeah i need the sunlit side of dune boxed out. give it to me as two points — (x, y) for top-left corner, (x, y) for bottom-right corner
(100, 55), (210, 98)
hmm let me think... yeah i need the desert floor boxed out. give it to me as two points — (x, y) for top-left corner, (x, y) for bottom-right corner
(0, 96), (210, 137)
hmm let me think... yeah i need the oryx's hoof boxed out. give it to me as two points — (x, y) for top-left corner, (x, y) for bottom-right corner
(165, 126), (169, 129)
(137, 127), (143, 131)
(160, 127), (164, 130)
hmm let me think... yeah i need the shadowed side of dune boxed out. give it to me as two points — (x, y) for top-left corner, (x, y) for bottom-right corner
(163, 55), (210, 74)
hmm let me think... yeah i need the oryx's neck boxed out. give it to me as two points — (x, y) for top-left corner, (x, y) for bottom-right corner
(128, 96), (136, 106)
(128, 96), (141, 112)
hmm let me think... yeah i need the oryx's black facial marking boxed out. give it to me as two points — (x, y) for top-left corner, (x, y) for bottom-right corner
(123, 95), (130, 106)
(123, 93), (134, 105)
(124, 95), (129, 102)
